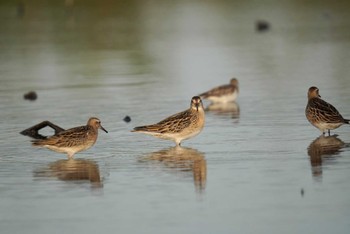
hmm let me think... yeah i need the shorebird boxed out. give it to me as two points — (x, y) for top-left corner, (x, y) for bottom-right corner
(199, 78), (239, 103)
(32, 117), (108, 158)
(132, 96), (205, 146)
(305, 86), (349, 136)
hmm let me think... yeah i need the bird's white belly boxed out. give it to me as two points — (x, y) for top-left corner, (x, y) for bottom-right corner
(140, 126), (203, 144)
(207, 92), (237, 103)
(44, 144), (92, 155)
(168, 128), (202, 142)
(313, 122), (343, 131)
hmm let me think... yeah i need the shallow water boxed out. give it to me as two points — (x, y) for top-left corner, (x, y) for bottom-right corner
(1, 1), (350, 233)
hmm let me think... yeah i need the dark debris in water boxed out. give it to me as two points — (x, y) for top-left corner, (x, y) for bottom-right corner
(20, 121), (65, 139)
(23, 91), (37, 101)
(123, 115), (131, 123)
(255, 20), (270, 32)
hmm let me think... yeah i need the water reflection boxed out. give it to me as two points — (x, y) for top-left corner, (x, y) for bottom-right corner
(307, 135), (349, 179)
(34, 159), (102, 188)
(205, 102), (240, 119)
(141, 147), (206, 193)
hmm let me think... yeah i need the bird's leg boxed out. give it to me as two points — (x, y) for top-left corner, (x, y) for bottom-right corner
(175, 141), (181, 147)
(67, 153), (74, 160)
(328, 129), (331, 136)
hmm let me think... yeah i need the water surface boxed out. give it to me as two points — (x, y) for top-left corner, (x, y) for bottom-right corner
(1, 1), (350, 234)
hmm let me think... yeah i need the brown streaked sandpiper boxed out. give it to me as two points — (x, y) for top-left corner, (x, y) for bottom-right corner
(32, 117), (108, 159)
(199, 78), (239, 103)
(132, 96), (205, 146)
(305, 86), (349, 136)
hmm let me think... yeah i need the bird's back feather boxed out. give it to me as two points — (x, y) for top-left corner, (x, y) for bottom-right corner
(32, 126), (92, 148)
(308, 98), (345, 123)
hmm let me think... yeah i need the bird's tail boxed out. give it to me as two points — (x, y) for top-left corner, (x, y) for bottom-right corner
(132, 125), (160, 133)
(131, 126), (144, 132)
(345, 119), (350, 124)
(198, 92), (208, 99)
(31, 139), (44, 146)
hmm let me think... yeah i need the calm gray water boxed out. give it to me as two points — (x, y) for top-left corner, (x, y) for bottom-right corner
(1, 1), (350, 233)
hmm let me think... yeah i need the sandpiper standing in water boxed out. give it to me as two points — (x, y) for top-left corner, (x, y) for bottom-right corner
(305, 86), (349, 136)
(199, 78), (239, 103)
(132, 96), (205, 146)
(32, 117), (108, 159)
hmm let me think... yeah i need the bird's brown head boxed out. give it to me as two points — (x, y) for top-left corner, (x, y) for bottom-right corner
(307, 86), (321, 100)
(230, 78), (238, 86)
(87, 117), (108, 133)
(191, 96), (203, 111)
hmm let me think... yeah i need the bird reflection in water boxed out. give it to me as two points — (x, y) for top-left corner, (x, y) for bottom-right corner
(307, 135), (349, 179)
(140, 146), (207, 193)
(34, 159), (103, 188)
(205, 102), (240, 120)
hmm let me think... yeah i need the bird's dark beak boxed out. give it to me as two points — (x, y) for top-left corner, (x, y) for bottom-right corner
(195, 103), (199, 111)
(100, 125), (108, 133)
(318, 94), (321, 98)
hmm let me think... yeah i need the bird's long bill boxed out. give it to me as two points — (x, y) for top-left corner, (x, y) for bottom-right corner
(100, 125), (108, 133)
(195, 103), (199, 111)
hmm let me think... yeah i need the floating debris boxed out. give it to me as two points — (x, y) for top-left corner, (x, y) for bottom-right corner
(123, 115), (131, 123)
(23, 91), (37, 101)
(20, 121), (65, 139)
(17, 1), (25, 18)
(256, 20), (270, 32)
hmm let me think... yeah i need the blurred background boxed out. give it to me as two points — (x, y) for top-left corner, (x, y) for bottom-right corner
(1, 1), (350, 234)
